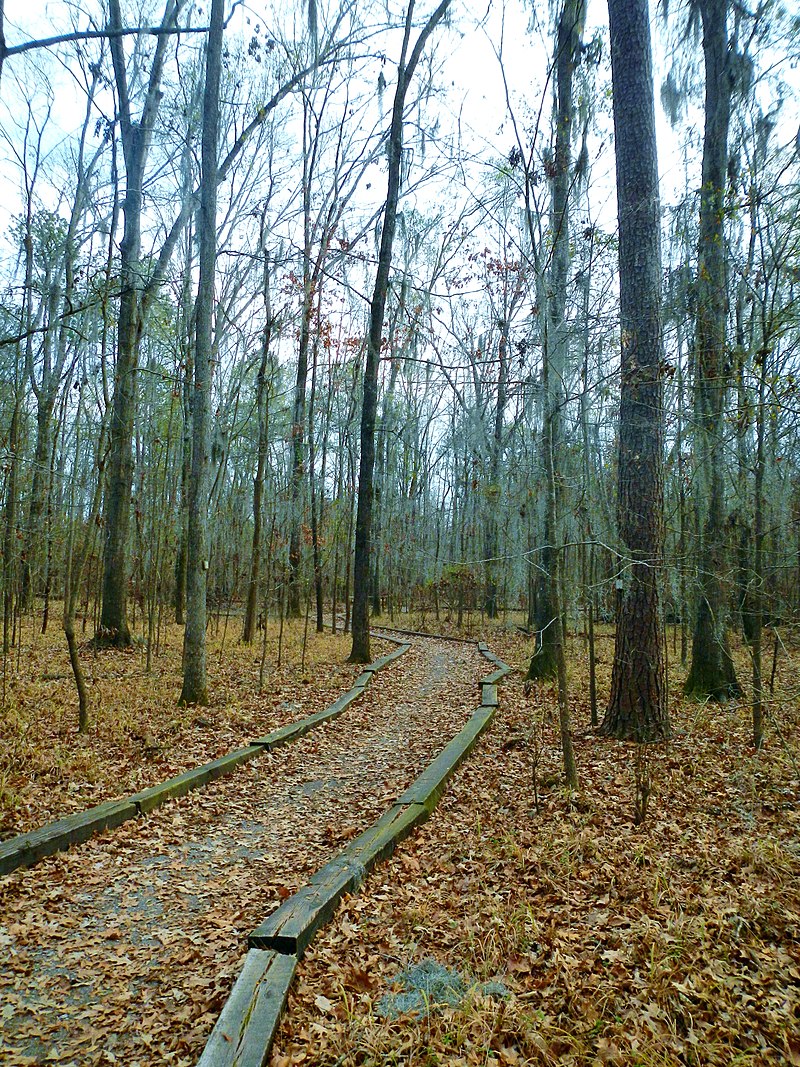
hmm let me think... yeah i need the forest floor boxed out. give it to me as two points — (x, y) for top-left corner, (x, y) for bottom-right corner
(0, 608), (799, 1066)
(0, 611), (365, 837)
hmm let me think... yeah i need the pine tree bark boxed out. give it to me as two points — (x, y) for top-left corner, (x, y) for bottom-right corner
(601, 0), (669, 742)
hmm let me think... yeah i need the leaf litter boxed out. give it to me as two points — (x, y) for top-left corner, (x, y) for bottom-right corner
(0, 623), (486, 1065)
(268, 623), (800, 1067)
(0, 620), (363, 837)
(1, 617), (798, 1066)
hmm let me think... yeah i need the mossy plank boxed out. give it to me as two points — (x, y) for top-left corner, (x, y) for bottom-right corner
(0, 799), (137, 876)
(343, 802), (430, 868)
(251, 722), (307, 749)
(197, 949), (297, 1067)
(383, 643), (411, 661)
(252, 688), (365, 750)
(249, 858), (359, 955)
(367, 626), (473, 644)
(131, 746), (262, 815)
(371, 633), (407, 646)
(480, 667), (512, 685)
(322, 689), (363, 715)
(365, 645), (408, 672)
(249, 803), (431, 956)
(353, 671), (374, 688)
(481, 683), (499, 707)
(395, 708), (495, 810)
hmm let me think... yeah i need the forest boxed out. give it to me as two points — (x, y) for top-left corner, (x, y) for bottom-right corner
(0, 0), (799, 1064)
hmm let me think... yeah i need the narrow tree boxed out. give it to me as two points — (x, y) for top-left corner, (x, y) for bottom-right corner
(243, 228), (276, 645)
(179, 0), (223, 705)
(684, 0), (741, 699)
(350, 0), (451, 662)
(526, 0), (584, 687)
(601, 0), (670, 741)
(101, 0), (185, 646)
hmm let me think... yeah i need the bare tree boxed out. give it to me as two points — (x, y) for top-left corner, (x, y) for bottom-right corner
(350, 0), (451, 663)
(684, 0), (741, 700)
(101, 0), (188, 646)
(601, 0), (669, 741)
(179, 0), (224, 705)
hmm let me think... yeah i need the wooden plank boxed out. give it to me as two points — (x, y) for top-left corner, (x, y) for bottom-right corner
(364, 644), (409, 672)
(370, 633), (407, 646)
(0, 799), (137, 877)
(395, 707), (495, 810)
(250, 721), (308, 750)
(384, 642), (412, 660)
(197, 949), (297, 1067)
(249, 801), (431, 956)
(131, 746), (262, 815)
(481, 683), (499, 707)
(343, 802), (430, 868)
(321, 688), (364, 716)
(251, 690), (363, 749)
(249, 857), (359, 955)
(353, 671), (374, 688)
(480, 667), (512, 685)
(367, 625), (475, 644)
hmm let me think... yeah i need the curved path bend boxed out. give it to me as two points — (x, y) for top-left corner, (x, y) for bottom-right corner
(0, 636), (486, 1066)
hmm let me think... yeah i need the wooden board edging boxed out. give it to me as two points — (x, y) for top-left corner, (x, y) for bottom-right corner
(206, 669), (499, 1066)
(370, 625), (476, 644)
(0, 799), (137, 877)
(130, 747), (263, 815)
(480, 666), (513, 685)
(481, 683), (499, 707)
(196, 949), (297, 1067)
(249, 857), (360, 955)
(395, 707), (495, 811)
(2, 645), (411, 880)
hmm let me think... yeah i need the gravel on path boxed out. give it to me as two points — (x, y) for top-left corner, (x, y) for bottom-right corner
(0, 637), (485, 1067)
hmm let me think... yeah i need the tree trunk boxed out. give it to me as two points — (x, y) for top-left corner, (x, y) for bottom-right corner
(684, 0), (741, 700)
(601, 0), (669, 742)
(179, 0), (223, 705)
(3, 397), (20, 655)
(175, 242), (194, 626)
(350, 0), (451, 663)
(244, 242), (274, 645)
(101, 0), (182, 647)
(63, 379), (106, 734)
(484, 323), (508, 619)
(526, 0), (583, 685)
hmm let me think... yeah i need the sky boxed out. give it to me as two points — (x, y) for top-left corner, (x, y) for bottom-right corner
(0, 0), (796, 265)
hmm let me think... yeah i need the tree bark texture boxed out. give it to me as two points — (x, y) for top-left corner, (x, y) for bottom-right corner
(179, 0), (223, 705)
(602, 0), (669, 742)
(101, 0), (181, 646)
(526, 0), (583, 683)
(684, 0), (741, 700)
(244, 239), (274, 645)
(484, 322), (508, 620)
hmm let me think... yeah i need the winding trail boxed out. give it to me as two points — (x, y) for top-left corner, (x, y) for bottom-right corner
(0, 636), (486, 1066)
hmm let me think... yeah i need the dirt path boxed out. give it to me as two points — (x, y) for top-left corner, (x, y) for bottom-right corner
(0, 636), (486, 1066)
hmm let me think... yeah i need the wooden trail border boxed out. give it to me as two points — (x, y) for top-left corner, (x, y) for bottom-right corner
(0, 637), (409, 878)
(197, 640), (512, 1067)
(371, 624), (477, 644)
